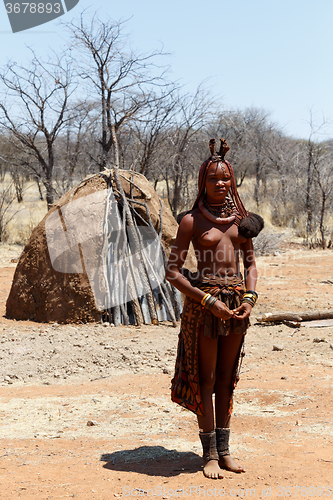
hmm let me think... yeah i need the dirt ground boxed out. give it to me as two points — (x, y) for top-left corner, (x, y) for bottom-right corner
(0, 243), (332, 500)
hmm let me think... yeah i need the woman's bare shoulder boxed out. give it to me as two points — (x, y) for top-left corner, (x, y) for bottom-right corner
(178, 208), (201, 229)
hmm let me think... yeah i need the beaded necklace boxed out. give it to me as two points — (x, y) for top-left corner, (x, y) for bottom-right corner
(198, 195), (237, 225)
(204, 197), (235, 218)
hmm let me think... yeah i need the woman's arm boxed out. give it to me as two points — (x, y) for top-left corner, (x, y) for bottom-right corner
(165, 213), (207, 303)
(232, 238), (257, 319)
(242, 238), (257, 291)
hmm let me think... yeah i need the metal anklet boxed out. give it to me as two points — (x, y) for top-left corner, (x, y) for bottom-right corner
(199, 430), (219, 462)
(215, 427), (230, 457)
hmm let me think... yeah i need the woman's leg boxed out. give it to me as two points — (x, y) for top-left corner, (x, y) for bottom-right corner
(197, 327), (218, 431)
(196, 327), (223, 479)
(215, 333), (245, 473)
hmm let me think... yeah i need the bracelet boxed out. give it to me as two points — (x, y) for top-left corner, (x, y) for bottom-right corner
(205, 296), (218, 311)
(243, 293), (257, 302)
(241, 290), (258, 307)
(201, 293), (211, 306)
(201, 293), (217, 310)
(241, 297), (255, 307)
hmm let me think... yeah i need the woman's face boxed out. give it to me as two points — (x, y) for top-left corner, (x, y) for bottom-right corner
(205, 162), (232, 203)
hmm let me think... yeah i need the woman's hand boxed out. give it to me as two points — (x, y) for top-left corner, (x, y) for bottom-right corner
(232, 302), (252, 320)
(211, 300), (234, 320)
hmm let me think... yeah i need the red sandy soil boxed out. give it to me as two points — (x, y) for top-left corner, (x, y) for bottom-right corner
(0, 244), (332, 499)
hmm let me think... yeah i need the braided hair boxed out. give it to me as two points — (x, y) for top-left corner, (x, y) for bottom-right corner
(191, 138), (264, 238)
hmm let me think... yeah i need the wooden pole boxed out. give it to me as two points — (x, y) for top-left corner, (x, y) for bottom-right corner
(259, 311), (333, 323)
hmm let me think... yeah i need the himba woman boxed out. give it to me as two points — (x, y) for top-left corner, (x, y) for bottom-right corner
(166, 139), (263, 479)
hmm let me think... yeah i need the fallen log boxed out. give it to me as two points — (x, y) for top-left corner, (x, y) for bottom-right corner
(259, 311), (333, 323)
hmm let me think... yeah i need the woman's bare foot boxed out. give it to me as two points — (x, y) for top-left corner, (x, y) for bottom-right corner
(203, 459), (224, 479)
(219, 454), (245, 473)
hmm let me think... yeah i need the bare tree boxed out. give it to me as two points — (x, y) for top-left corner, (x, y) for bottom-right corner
(300, 113), (329, 242)
(243, 108), (274, 206)
(53, 100), (95, 198)
(10, 163), (26, 203)
(313, 145), (333, 248)
(125, 88), (179, 180)
(66, 14), (170, 171)
(0, 136), (30, 203)
(0, 50), (76, 209)
(161, 86), (214, 216)
(0, 181), (19, 242)
(0, 136), (10, 182)
(208, 109), (255, 187)
(210, 108), (275, 199)
(264, 131), (299, 224)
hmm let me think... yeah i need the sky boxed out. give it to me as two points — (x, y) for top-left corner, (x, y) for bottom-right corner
(0, 0), (333, 139)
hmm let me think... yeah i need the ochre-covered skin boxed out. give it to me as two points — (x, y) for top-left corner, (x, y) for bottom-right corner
(166, 151), (257, 479)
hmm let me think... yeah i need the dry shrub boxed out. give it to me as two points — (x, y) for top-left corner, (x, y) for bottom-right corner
(238, 181), (273, 226)
(253, 228), (286, 256)
(6, 202), (47, 245)
(7, 218), (36, 245)
(270, 202), (299, 228)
